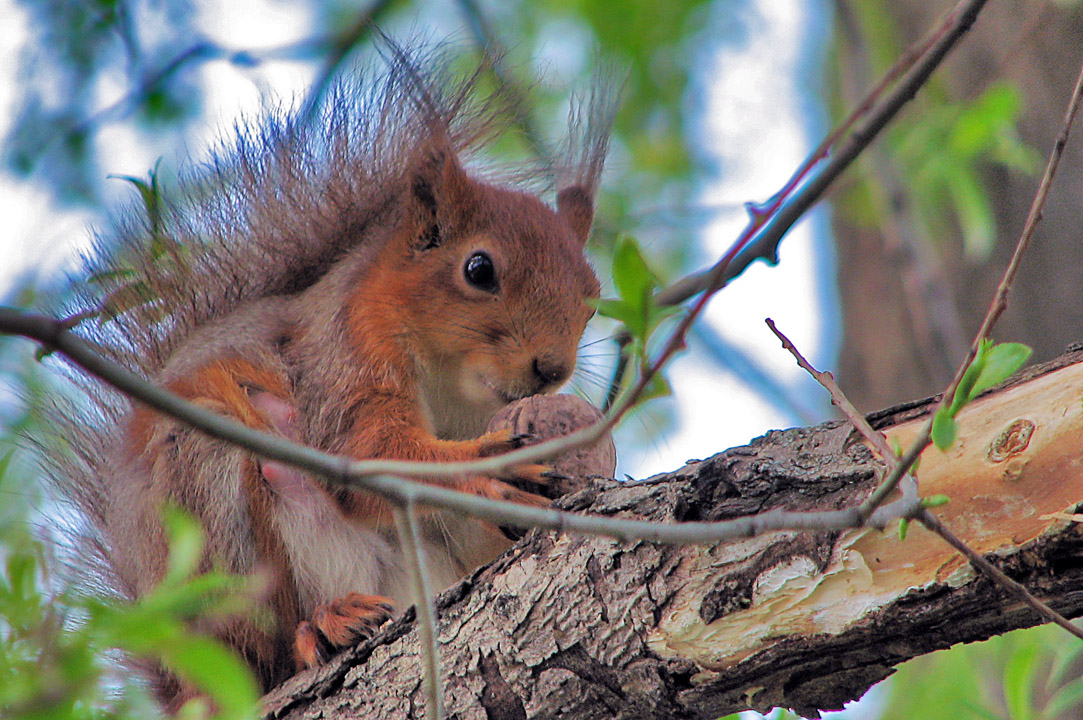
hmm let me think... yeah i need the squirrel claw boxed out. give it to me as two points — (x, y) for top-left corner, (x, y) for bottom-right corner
(477, 428), (531, 456)
(294, 593), (394, 670)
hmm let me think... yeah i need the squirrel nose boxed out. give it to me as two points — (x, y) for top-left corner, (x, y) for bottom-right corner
(532, 354), (572, 389)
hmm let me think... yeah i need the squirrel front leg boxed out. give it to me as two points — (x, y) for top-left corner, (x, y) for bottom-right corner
(334, 397), (553, 526)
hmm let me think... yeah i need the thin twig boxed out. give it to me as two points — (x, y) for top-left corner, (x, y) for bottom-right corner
(835, 0), (969, 382)
(392, 502), (445, 720)
(766, 318), (894, 461)
(919, 510), (1083, 641)
(655, 0), (990, 307)
(767, 317), (919, 511)
(972, 57), (1083, 342)
(52, 25), (371, 153)
(0, 307), (919, 543)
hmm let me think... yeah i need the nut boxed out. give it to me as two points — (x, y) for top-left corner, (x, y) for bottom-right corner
(488, 394), (617, 498)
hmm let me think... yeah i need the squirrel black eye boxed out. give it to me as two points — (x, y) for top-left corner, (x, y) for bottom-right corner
(464, 252), (498, 293)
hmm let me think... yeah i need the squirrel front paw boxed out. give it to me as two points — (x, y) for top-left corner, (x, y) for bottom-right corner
(474, 428), (563, 490)
(476, 427), (531, 456)
(293, 593), (394, 670)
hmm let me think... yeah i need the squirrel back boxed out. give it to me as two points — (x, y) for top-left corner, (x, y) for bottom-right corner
(44, 37), (616, 708)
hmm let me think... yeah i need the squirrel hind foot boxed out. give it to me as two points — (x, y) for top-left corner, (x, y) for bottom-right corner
(294, 593), (395, 670)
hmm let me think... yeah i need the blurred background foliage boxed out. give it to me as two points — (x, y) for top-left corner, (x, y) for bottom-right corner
(3, 0), (1083, 718)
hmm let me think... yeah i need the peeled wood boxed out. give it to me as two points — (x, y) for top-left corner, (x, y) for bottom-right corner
(262, 349), (1083, 719)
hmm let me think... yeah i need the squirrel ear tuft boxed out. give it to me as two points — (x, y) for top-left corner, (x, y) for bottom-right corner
(557, 186), (595, 247)
(407, 142), (472, 249)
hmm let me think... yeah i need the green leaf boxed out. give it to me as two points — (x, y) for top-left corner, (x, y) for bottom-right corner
(109, 161), (163, 233)
(951, 83), (1020, 155)
(0, 449), (13, 484)
(931, 409), (958, 451)
(6, 551), (38, 605)
(611, 234), (653, 307)
(922, 494), (950, 508)
(1045, 675), (1083, 719)
(950, 167), (996, 260)
(598, 235), (680, 365)
(594, 298), (646, 341)
(1002, 643), (1038, 720)
(639, 371), (672, 404)
(176, 696), (214, 720)
(950, 340), (989, 414)
(160, 635), (260, 720)
(898, 517), (910, 541)
(971, 342), (1031, 398)
(889, 436), (920, 474)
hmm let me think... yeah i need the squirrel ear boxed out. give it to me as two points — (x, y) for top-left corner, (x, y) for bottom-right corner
(407, 143), (471, 250)
(557, 186), (596, 247)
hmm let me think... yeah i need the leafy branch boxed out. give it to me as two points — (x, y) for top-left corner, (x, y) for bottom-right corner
(601, 0), (992, 406)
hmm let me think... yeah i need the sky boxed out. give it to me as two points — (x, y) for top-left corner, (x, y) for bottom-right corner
(637, 0), (839, 476)
(0, 1), (838, 495)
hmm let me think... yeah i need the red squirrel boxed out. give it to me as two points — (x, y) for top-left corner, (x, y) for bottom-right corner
(50, 40), (614, 710)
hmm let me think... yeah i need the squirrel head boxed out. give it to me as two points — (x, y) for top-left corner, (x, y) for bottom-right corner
(361, 140), (600, 432)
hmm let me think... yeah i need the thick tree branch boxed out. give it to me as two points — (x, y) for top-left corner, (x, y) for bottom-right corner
(262, 348), (1083, 719)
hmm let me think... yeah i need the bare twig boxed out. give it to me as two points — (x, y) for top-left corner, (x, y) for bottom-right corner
(392, 502), (445, 720)
(654, 0), (990, 308)
(766, 318), (918, 518)
(32, 0), (402, 162)
(919, 510), (1083, 641)
(766, 318), (894, 461)
(835, 0), (969, 382)
(973, 59), (1083, 342)
(602, 0), (991, 404)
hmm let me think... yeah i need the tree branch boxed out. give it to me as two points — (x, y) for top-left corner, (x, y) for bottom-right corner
(654, 0), (991, 309)
(603, 0), (992, 406)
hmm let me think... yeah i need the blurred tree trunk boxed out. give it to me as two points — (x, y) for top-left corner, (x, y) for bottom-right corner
(832, 0), (1083, 411)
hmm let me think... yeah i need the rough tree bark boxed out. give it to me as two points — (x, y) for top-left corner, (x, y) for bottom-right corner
(262, 348), (1083, 719)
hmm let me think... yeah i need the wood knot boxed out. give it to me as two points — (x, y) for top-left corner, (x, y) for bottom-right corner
(987, 419), (1035, 463)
